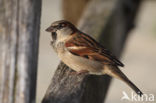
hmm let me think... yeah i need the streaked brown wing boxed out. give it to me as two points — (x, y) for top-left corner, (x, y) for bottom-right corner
(65, 32), (124, 67)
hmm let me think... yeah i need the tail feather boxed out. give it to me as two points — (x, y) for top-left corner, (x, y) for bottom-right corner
(104, 65), (143, 96)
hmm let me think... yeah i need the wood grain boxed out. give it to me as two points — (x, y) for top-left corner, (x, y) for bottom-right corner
(0, 0), (41, 103)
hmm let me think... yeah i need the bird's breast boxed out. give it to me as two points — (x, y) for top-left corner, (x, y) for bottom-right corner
(57, 49), (103, 74)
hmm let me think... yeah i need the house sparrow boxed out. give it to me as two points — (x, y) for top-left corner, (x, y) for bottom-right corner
(46, 20), (143, 96)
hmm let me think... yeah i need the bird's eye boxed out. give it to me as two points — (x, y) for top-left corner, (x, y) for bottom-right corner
(57, 23), (66, 29)
(61, 23), (66, 27)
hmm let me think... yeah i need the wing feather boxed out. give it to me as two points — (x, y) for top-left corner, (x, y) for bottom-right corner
(65, 33), (124, 67)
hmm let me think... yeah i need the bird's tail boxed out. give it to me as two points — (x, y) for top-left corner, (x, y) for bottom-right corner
(104, 65), (143, 96)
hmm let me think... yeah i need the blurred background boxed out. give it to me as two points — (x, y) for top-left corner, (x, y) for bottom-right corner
(38, 0), (156, 103)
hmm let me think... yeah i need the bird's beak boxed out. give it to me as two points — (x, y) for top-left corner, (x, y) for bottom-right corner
(45, 26), (54, 32)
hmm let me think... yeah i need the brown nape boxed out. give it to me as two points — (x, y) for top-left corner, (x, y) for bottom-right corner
(71, 28), (77, 35)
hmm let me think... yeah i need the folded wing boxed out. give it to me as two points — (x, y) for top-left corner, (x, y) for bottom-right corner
(65, 33), (124, 67)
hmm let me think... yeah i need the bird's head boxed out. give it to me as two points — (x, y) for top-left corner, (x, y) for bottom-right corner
(46, 20), (77, 42)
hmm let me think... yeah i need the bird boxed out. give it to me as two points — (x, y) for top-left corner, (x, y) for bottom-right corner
(45, 20), (143, 96)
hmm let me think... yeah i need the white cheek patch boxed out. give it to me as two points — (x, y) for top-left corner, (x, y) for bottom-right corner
(56, 28), (73, 42)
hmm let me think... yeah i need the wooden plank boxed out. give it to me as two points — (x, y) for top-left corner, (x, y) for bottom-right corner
(0, 0), (41, 103)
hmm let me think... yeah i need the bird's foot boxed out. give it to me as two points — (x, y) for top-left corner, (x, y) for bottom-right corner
(69, 70), (89, 75)
(77, 70), (89, 75)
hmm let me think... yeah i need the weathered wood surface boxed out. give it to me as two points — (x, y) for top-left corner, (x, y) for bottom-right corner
(0, 0), (41, 103)
(42, 0), (142, 103)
